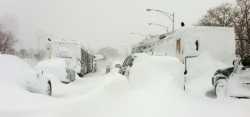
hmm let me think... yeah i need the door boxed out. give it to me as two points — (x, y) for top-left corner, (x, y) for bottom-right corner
(176, 39), (181, 55)
(176, 39), (184, 63)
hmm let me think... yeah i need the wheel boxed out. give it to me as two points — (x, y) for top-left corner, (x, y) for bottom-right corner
(77, 73), (84, 77)
(47, 80), (52, 96)
(215, 79), (227, 98)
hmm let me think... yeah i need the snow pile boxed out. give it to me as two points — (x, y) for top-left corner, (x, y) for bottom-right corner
(1, 53), (250, 117)
(187, 53), (228, 96)
(0, 54), (36, 87)
(0, 55), (54, 110)
(129, 53), (184, 91)
(127, 54), (250, 117)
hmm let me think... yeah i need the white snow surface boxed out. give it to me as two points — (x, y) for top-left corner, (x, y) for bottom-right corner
(0, 55), (53, 110)
(0, 26), (247, 117)
(1, 53), (250, 117)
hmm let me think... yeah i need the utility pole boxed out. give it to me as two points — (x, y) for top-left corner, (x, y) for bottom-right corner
(172, 13), (175, 33)
(183, 55), (198, 91)
(47, 38), (52, 59)
(180, 21), (199, 92)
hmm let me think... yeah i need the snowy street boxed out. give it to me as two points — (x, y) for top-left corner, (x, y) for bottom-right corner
(1, 0), (250, 116)
(1, 53), (250, 117)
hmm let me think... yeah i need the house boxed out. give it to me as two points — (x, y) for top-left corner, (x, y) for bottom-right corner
(133, 26), (235, 65)
(153, 26), (235, 64)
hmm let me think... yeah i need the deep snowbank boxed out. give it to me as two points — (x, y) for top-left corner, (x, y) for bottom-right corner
(0, 55), (55, 110)
(128, 54), (250, 117)
(0, 55), (128, 117)
(129, 53), (184, 91)
(0, 54), (35, 84)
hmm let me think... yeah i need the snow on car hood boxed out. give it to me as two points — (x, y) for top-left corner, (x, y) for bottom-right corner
(36, 58), (68, 82)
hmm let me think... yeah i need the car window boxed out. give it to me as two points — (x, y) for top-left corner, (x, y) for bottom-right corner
(122, 55), (134, 67)
(122, 56), (130, 67)
(128, 58), (134, 67)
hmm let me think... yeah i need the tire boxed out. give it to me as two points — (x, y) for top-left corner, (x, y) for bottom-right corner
(47, 80), (52, 96)
(215, 79), (227, 98)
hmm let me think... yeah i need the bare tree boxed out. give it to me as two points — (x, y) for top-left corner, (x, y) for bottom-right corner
(234, 0), (250, 58)
(0, 26), (16, 54)
(198, 3), (237, 27)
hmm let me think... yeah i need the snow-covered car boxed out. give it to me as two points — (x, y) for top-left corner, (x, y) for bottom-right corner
(117, 55), (137, 77)
(36, 58), (80, 84)
(26, 70), (52, 96)
(0, 55), (52, 96)
(212, 57), (250, 98)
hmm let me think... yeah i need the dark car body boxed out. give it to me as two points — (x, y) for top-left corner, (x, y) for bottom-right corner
(211, 67), (234, 86)
(119, 55), (136, 76)
(212, 57), (250, 98)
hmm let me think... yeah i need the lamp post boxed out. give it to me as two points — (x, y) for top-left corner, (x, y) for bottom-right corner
(148, 22), (169, 33)
(47, 38), (52, 59)
(183, 55), (198, 91)
(146, 9), (175, 32)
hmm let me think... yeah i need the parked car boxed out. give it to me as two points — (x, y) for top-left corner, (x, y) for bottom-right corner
(212, 57), (250, 98)
(117, 55), (137, 77)
(36, 58), (79, 84)
(0, 55), (52, 96)
(26, 70), (52, 96)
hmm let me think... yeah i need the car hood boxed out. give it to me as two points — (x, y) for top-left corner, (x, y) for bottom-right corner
(231, 69), (250, 83)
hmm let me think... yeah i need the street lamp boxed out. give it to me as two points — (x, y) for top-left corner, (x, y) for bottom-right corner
(146, 8), (175, 33)
(148, 22), (169, 33)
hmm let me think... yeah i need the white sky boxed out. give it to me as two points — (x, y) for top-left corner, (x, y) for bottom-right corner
(0, 0), (235, 52)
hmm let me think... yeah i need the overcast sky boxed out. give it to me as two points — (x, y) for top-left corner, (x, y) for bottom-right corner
(0, 0), (235, 52)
